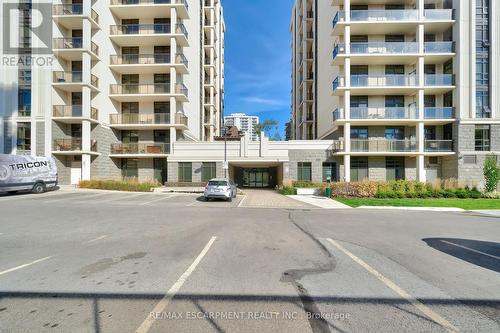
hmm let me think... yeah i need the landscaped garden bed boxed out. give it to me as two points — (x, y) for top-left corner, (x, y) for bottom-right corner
(79, 179), (160, 192)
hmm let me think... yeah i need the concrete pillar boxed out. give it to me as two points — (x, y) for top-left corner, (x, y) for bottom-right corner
(417, 155), (426, 183)
(416, 121), (425, 182)
(345, 0), (351, 23)
(344, 155), (351, 182)
(82, 154), (91, 181)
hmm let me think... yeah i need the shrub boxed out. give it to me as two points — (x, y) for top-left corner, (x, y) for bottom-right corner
(292, 181), (323, 188)
(331, 181), (380, 198)
(277, 186), (296, 195)
(484, 156), (500, 193)
(79, 179), (160, 192)
(482, 191), (500, 199)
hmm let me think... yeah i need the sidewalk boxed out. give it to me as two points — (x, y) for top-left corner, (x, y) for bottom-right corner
(288, 195), (352, 209)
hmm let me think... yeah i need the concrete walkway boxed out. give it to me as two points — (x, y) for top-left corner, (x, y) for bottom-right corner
(239, 189), (313, 209)
(288, 195), (352, 209)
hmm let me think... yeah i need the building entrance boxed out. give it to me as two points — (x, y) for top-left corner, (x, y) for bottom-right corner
(234, 167), (277, 188)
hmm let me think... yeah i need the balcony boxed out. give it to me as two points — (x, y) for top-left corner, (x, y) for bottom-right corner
(109, 113), (188, 130)
(109, 0), (189, 19)
(110, 143), (171, 158)
(350, 139), (417, 153)
(53, 4), (99, 29)
(425, 140), (454, 152)
(109, 23), (188, 47)
(53, 38), (99, 60)
(333, 107), (419, 124)
(52, 72), (99, 92)
(109, 83), (188, 102)
(52, 139), (98, 155)
(424, 107), (455, 120)
(424, 74), (455, 94)
(332, 9), (454, 34)
(333, 75), (417, 95)
(53, 106), (99, 124)
(109, 53), (188, 74)
(333, 42), (419, 65)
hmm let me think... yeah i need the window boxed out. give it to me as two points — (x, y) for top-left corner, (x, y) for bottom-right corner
(385, 65), (404, 75)
(386, 4), (404, 10)
(425, 126), (436, 140)
(463, 155), (477, 165)
(154, 18), (170, 33)
(350, 96), (368, 108)
(351, 35), (368, 43)
(424, 34), (436, 42)
(322, 162), (336, 182)
(424, 95), (436, 107)
(122, 102), (139, 114)
(385, 35), (404, 43)
(385, 127), (405, 140)
(297, 162), (312, 182)
(351, 5), (368, 10)
(386, 157), (405, 181)
(122, 47), (139, 64)
(475, 125), (490, 151)
(18, 89), (31, 116)
(122, 159), (138, 179)
(201, 162), (217, 182)
(16, 123), (31, 151)
(154, 130), (169, 143)
(385, 96), (404, 108)
(476, 0), (490, 118)
(351, 127), (368, 139)
(178, 162), (192, 182)
(71, 124), (82, 138)
(424, 64), (436, 74)
(428, 157), (439, 165)
(154, 46), (170, 63)
(351, 157), (368, 182)
(122, 130), (139, 143)
(351, 65), (368, 75)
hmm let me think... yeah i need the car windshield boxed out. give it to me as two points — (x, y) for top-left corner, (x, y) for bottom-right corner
(208, 181), (228, 186)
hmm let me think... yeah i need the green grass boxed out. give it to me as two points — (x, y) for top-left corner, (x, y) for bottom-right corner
(335, 198), (500, 210)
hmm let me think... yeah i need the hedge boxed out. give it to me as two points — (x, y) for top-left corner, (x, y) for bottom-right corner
(79, 179), (160, 192)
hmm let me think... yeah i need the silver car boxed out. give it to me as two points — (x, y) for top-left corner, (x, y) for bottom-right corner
(204, 178), (237, 202)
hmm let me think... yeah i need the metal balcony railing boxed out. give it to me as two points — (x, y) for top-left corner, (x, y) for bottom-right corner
(176, 53), (188, 67)
(351, 139), (418, 152)
(53, 71), (82, 83)
(53, 37), (83, 49)
(110, 113), (170, 125)
(53, 106), (98, 120)
(424, 107), (455, 119)
(110, 84), (170, 94)
(110, 143), (170, 155)
(425, 140), (454, 152)
(351, 107), (418, 119)
(334, 75), (417, 88)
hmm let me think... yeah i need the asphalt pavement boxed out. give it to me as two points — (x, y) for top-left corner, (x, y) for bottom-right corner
(0, 189), (498, 333)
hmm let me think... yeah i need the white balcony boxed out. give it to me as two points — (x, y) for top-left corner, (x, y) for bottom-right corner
(109, 143), (171, 158)
(52, 139), (99, 156)
(109, 53), (188, 74)
(109, 0), (189, 19)
(109, 113), (188, 130)
(109, 23), (188, 47)
(52, 72), (99, 92)
(53, 38), (99, 61)
(52, 4), (99, 29)
(109, 83), (188, 102)
(52, 106), (99, 124)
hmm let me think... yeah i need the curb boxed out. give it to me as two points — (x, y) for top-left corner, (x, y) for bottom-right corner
(357, 206), (464, 212)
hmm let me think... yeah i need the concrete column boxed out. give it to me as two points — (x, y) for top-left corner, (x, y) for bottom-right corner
(345, 122), (351, 153)
(416, 0), (424, 20)
(416, 121), (425, 183)
(491, 0), (498, 119)
(470, 1), (477, 118)
(417, 155), (426, 183)
(344, 155), (351, 182)
(82, 154), (91, 181)
(345, 0), (350, 23)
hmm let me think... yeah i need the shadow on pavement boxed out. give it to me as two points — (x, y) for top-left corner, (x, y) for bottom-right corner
(423, 238), (500, 273)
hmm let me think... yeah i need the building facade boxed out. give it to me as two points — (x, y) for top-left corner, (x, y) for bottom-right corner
(291, 0), (500, 184)
(224, 113), (259, 141)
(0, 0), (225, 185)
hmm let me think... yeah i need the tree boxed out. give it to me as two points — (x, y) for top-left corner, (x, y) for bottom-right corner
(254, 119), (278, 137)
(483, 155), (500, 193)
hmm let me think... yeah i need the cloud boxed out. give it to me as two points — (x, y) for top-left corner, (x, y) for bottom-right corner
(242, 97), (288, 106)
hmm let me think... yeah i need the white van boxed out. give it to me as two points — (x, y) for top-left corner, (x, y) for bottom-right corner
(0, 154), (58, 194)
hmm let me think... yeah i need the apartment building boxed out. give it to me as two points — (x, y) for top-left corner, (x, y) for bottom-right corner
(224, 113), (259, 141)
(291, 0), (500, 184)
(0, 0), (225, 185)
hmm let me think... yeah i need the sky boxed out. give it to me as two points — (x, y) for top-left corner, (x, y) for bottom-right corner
(222, 0), (293, 139)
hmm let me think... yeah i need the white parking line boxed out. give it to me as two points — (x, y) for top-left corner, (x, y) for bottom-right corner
(85, 235), (108, 244)
(139, 195), (177, 206)
(237, 195), (247, 207)
(326, 238), (459, 333)
(0, 256), (52, 277)
(441, 240), (500, 260)
(136, 236), (217, 333)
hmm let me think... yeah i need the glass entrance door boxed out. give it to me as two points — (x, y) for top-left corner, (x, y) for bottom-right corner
(243, 168), (271, 188)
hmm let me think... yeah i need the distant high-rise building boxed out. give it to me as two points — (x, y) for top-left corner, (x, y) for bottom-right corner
(224, 113), (259, 141)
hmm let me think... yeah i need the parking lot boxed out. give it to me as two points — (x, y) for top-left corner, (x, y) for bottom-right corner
(0, 189), (499, 332)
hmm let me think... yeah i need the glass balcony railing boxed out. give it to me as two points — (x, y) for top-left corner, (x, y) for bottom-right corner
(110, 143), (170, 155)
(424, 41), (455, 53)
(424, 107), (455, 119)
(110, 54), (171, 65)
(110, 24), (171, 35)
(350, 75), (417, 87)
(53, 139), (98, 152)
(53, 4), (83, 16)
(53, 72), (98, 88)
(110, 84), (171, 94)
(424, 9), (454, 21)
(425, 74), (455, 86)
(351, 139), (418, 152)
(53, 106), (98, 120)
(53, 37), (83, 49)
(332, 108), (418, 120)
(425, 140), (454, 152)
(110, 113), (171, 125)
